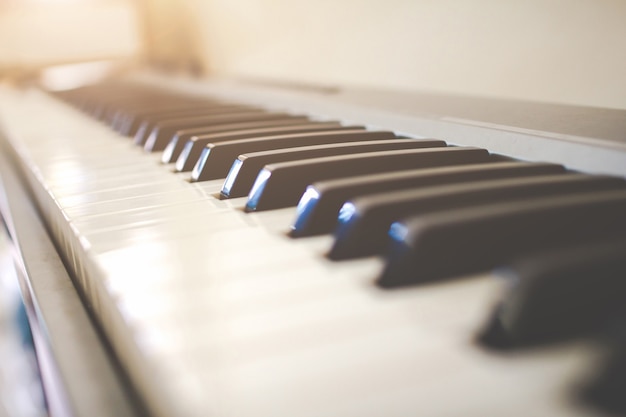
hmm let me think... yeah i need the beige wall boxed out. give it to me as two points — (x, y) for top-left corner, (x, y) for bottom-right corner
(1, 0), (624, 109)
(186, 0), (626, 109)
(0, 1), (142, 71)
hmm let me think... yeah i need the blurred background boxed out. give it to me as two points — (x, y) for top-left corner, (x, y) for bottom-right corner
(1, 0), (625, 108)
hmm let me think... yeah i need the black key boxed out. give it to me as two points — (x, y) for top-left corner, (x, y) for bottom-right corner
(329, 174), (626, 259)
(111, 99), (219, 130)
(62, 83), (222, 133)
(87, 89), (189, 122)
(480, 239), (626, 347)
(245, 147), (491, 211)
(176, 126), (356, 171)
(290, 161), (566, 237)
(161, 116), (316, 164)
(378, 191), (626, 288)
(91, 93), (153, 122)
(118, 104), (248, 136)
(220, 139), (446, 198)
(142, 111), (294, 152)
(581, 343), (626, 415)
(132, 110), (254, 147)
(177, 129), (380, 173)
(140, 107), (272, 147)
(134, 111), (285, 148)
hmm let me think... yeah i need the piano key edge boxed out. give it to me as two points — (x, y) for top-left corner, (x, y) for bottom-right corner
(0, 137), (145, 417)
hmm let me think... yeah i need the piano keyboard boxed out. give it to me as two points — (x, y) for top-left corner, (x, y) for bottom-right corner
(0, 75), (625, 417)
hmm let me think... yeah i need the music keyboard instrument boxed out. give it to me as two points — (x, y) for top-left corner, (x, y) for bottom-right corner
(1, 73), (625, 417)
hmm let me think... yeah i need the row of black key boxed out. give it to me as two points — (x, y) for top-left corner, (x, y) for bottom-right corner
(55, 83), (626, 353)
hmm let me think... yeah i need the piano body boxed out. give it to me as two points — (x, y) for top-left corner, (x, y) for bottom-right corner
(0, 1), (625, 416)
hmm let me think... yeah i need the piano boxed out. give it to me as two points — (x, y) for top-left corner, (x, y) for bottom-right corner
(0, 2), (625, 417)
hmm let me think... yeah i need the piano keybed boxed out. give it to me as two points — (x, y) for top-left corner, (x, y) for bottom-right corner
(0, 78), (624, 417)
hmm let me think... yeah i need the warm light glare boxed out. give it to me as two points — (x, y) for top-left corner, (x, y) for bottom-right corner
(31, 0), (93, 3)
(40, 60), (118, 91)
(0, 0), (141, 70)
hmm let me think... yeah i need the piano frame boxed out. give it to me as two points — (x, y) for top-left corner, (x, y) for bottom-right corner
(0, 74), (625, 417)
(0, 134), (144, 417)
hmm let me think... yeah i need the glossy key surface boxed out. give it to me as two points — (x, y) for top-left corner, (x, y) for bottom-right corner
(291, 161), (567, 237)
(379, 191), (626, 287)
(482, 239), (626, 347)
(179, 129), (388, 173)
(192, 127), (404, 180)
(118, 104), (251, 136)
(161, 119), (322, 163)
(220, 139), (446, 198)
(143, 112), (297, 152)
(329, 174), (626, 259)
(246, 147), (491, 211)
